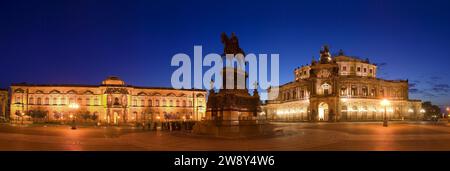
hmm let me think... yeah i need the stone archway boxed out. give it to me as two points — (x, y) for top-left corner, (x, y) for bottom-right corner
(318, 102), (329, 121)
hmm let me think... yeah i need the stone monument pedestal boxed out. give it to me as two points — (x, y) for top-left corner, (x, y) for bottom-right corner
(193, 120), (275, 138)
(192, 33), (277, 138)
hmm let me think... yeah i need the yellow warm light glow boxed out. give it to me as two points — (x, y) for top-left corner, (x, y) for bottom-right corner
(380, 99), (390, 106)
(68, 103), (79, 109)
(408, 109), (414, 113)
(420, 109), (426, 113)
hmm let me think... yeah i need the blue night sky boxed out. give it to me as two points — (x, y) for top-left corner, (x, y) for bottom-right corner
(0, 0), (449, 108)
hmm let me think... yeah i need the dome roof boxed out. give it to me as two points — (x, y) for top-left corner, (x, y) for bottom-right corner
(102, 76), (125, 86)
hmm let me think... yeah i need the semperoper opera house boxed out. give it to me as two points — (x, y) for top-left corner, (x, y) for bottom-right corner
(9, 76), (206, 125)
(263, 46), (422, 122)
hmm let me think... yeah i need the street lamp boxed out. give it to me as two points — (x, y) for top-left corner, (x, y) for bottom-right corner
(380, 99), (390, 127)
(21, 112), (25, 125)
(68, 103), (79, 129)
(155, 115), (161, 131)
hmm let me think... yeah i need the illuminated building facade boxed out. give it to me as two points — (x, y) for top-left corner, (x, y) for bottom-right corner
(264, 46), (423, 122)
(0, 89), (8, 120)
(9, 76), (206, 125)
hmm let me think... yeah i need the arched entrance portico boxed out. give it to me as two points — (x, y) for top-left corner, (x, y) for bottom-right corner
(318, 102), (329, 121)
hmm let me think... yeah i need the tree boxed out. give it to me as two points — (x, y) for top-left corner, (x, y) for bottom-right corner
(422, 101), (441, 120)
(53, 112), (61, 120)
(79, 111), (91, 122)
(26, 109), (48, 123)
(91, 113), (98, 121)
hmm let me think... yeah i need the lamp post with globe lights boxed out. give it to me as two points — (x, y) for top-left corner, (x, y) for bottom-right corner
(381, 99), (390, 127)
(68, 103), (79, 129)
(156, 115), (161, 131)
(21, 112), (25, 125)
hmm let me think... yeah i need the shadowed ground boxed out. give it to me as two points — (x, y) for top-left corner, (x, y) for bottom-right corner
(0, 122), (449, 151)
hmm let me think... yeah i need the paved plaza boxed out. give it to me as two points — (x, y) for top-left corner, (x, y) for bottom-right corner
(0, 122), (449, 151)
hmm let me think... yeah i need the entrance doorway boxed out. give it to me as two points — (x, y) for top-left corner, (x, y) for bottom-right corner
(318, 102), (329, 121)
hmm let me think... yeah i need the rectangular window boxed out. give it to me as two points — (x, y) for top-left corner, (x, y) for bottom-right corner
(357, 67), (361, 72)
(363, 68), (367, 73)
(369, 69), (373, 73)
(343, 66), (347, 71)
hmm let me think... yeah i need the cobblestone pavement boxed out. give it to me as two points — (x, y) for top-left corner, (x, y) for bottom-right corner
(0, 122), (449, 151)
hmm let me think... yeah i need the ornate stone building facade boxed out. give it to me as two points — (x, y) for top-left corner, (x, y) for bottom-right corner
(0, 89), (8, 121)
(9, 76), (206, 125)
(264, 46), (422, 122)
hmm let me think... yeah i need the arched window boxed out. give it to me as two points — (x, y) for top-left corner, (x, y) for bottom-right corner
(133, 98), (137, 106)
(61, 97), (66, 105)
(351, 86), (357, 96)
(169, 100), (173, 107)
(133, 112), (138, 121)
(156, 100), (160, 106)
(148, 100), (152, 107)
(86, 98), (90, 106)
(351, 106), (358, 120)
(189, 100), (193, 107)
(322, 83), (330, 95)
(37, 97), (42, 105)
(182, 100), (186, 107)
(341, 106), (348, 120)
(77, 98), (82, 105)
(340, 86), (347, 96)
(69, 98), (74, 104)
(45, 98), (49, 105)
(15, 96), (21, 103)
(162, 99), (167, 106)
(29, 97), (34, 105)
(114, 97), (120, 105)
(141, 99), (145, 107)
(176, 100), (180, 107)
(362, 106), (368, 120)
(53, 97), (57, 105)
(362, 87), (368, 96)
(94, 98), (98, 106)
